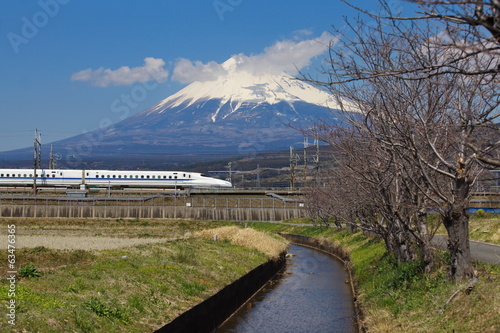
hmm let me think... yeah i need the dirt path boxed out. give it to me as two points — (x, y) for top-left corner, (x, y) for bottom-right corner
(0, 234), (173, 250)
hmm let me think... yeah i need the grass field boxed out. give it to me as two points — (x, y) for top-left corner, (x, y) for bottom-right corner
(0, 216), (497, 332)
(0, 218), (286, 333)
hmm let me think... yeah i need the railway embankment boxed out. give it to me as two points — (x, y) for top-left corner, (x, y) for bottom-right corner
(0, 195), (307, 221)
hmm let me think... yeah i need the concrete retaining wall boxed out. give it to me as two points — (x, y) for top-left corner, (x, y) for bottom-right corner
(155, 253), (286, 333)
(0, 205), (306, 222)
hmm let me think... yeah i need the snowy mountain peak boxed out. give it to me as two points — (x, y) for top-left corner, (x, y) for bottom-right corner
(147, 58), (338, 121)
(222, 55), (244, 72)
(33, 57), (345, 163)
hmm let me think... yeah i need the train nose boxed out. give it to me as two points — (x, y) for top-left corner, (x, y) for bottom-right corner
(220, 180), (232, 187)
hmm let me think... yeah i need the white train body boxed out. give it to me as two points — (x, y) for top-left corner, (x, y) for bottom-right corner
(0, 169), (232, 188)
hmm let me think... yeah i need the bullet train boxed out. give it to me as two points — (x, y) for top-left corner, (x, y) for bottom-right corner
(0, 168), (232, 189)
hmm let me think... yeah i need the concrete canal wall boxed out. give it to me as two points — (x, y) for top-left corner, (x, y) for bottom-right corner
(155, 253), (286, 333)
(157, 234), (365, 333)
(279, 233), (365, 333)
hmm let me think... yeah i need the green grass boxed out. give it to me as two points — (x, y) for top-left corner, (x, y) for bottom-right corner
(0, 237), (269, 333)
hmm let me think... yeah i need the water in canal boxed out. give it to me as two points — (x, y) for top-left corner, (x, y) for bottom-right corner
(217, 244), (356, 333)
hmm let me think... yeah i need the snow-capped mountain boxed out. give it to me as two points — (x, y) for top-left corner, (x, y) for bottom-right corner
(0, 58), (341, 167)
(103, 57), (340, 153)
(146, 57), (339, 122)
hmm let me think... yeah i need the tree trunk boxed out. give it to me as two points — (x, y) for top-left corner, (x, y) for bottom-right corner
(442, 176), (475, 281)
(416, 211), (434, 273)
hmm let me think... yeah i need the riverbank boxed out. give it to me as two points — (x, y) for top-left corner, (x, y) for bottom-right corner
(248, 221), (500, 332)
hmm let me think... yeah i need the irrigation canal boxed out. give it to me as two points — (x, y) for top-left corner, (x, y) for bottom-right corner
(217, 244), (356, 333)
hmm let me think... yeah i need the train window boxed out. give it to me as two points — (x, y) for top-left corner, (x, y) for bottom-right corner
(112, 175), (116, 178)
(141, 175), (144, 179)
(29, 174), (32, 177)
(124, 175), (127, 178)
(163, 176), (167, 179)
(86, 173), (89, 177)
(169, 176), (172, 179)
(183, 174), (186, 177)
(60, 172), (62, 176)
(174, 176), (178, 179)
(107, 175), (110, 178)
(118, 175), (122, 178)
(135, 175), (138, 178)
(0, 174), (3, 177)
(147, 175), (150, 179)
(152, 176), (155, 179)
(52, 175), (55, 178)
(189, 175), (191, 178)
(6, 174), (9, 177)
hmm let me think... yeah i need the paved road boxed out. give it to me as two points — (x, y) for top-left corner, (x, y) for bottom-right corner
(431, 235), (500, 265)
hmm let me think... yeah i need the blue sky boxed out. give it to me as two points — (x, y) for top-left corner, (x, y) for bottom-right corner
(0, 0), (404, 152)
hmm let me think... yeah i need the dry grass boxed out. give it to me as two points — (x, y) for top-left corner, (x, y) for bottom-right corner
(195, 226), (288, 259)
(469, 216), (500, 243)
(432, 215), (500, 244)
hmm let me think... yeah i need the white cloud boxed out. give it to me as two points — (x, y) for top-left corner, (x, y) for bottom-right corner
(292, 29), (314, 39)
(171, 31), (337, 83)
(71, 32), (337, 87)
(171, 58), (228, 84)
(71, 57), (169, 87)
(238, 31), (336, 75)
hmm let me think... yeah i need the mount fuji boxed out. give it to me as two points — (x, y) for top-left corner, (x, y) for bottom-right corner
(1, 57), (341, 168)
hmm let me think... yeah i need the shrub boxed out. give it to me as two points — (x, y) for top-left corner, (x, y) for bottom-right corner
(18, 264), (41, 278)
(83, 297), (129, 323)
(475, 209), (486, 218)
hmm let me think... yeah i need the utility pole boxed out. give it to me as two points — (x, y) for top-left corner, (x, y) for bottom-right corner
(226, 162), (232, 184)
(33, 129), (42, 195)
(256, 164), (261, 188)
(49, 144), (55, 169)
(314, 137), (320, 184)
(290, 146), (299, 191)
(303, 137), (309, 184)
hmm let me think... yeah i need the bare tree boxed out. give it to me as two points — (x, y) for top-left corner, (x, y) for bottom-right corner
(308, 119), (436, 269)
(410, 0), (500, 43)
(303, 4), (500, 279)
(341, 0), (500, 77)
